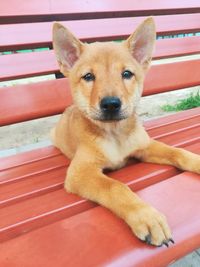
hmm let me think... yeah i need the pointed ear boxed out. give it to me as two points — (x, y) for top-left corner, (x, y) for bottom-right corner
(52, 22), (83, 75)
(125, 17), (156, 71)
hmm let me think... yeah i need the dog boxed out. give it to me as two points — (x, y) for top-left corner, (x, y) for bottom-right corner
(51, 17), (200, 247)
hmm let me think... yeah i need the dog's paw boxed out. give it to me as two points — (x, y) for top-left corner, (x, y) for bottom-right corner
(127, 204), (174, 247)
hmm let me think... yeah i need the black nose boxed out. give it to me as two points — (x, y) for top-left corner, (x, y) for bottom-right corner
(100, 97), (121, 112)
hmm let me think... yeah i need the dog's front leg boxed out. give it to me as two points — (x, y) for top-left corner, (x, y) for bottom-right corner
(65, 148), (172, 247)
(135, 139), (200, 174)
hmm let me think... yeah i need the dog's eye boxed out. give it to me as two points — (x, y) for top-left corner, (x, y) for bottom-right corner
(122, 70), (134, 79)
(82, 73), (95, 82)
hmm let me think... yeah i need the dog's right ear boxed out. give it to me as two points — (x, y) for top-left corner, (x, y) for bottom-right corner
(52, 23), (83, 75)
(125, 17), (156, 72)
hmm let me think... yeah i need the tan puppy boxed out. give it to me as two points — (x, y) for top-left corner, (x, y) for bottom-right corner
(52, 18), (200, 247)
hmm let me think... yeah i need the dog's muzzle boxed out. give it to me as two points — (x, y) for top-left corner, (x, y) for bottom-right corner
(99, 96), (122, 121)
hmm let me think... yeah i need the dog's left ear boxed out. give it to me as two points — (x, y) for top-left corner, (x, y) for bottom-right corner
(53, 22), (83, 76)
(125, 17), (156, 72)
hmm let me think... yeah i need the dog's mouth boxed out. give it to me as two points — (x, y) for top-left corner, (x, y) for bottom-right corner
(90, 109), (129, 122)
(94, 113), (128, 122)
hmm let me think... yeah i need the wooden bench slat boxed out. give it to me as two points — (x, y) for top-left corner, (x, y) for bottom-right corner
(155, 36), (200, 59)
(0, 154), (68, 185)
(156, 125), (200, 147)
(0, 167), (66, 208)
(0, 79), (70, 126)
(143, 59), (200, 96)
(1, 36), (200, 82)
(0, 115), (199, 242)
(1, 59), (200, 126)
(0, 146), (60, 171)
(144, 107), (200, 129)
(1, 171), (200, 267)
(0, 50), (57, 82)
(1, 14), (200, 51)
(1, 0), (200, 24)
(148, 116), (200, 139)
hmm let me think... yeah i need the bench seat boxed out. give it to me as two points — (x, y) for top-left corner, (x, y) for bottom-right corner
(1, 2), (200, 265)
(1, 107), (200, 266)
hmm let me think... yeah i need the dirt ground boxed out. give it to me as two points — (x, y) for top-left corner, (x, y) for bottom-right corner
(0, 86), (199, 151)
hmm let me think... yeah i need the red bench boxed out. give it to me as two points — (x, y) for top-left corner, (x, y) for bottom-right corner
(0, 1), (200, 266)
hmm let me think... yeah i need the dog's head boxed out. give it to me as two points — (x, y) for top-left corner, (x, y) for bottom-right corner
(53, 18), (156, 122)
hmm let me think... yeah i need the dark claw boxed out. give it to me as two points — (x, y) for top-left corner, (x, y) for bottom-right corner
(163, 241), (169, 247)
(145, 234), (152, 245)
(169, 238), (175, 244)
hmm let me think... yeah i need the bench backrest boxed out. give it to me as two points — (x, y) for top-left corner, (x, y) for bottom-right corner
(0, 1), (200, 126)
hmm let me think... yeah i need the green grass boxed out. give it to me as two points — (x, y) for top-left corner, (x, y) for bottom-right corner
(162, 91), (200, 112)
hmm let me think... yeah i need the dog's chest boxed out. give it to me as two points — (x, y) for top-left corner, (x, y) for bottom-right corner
(101, 138), (133, 168)
(99, 127), (148, 169)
